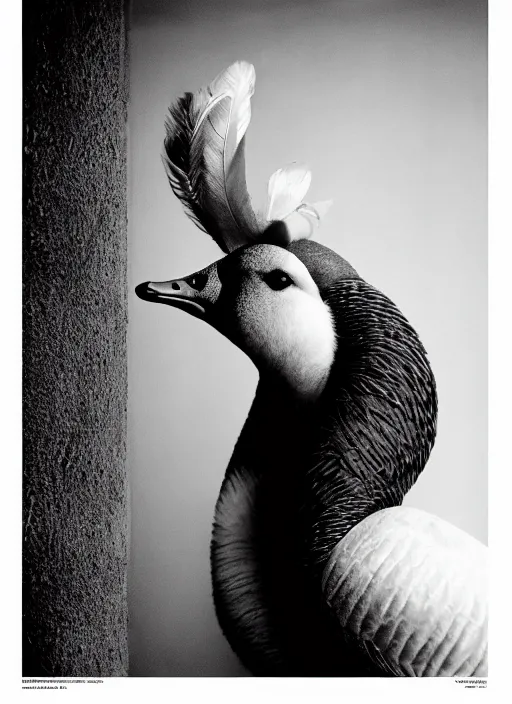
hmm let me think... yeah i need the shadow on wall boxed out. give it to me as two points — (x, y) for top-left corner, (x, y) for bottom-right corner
(128, 0), (487, 677)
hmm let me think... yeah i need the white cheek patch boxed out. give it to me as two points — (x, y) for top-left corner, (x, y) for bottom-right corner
(253, 290), (336, 400)
(230, 255), (337, 400)
(280, 293), (337, 397)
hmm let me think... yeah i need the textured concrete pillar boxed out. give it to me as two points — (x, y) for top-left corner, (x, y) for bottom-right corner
(23, 0), (129, 676)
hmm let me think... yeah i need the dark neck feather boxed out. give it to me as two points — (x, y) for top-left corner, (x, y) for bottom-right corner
(303, 279), (438, 573)
(211, 279), (437, 673)
(225, 278), (437, 576)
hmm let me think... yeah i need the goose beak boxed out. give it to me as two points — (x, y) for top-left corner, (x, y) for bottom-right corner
(135, 279), (207, 319)
(135, 267), (219, 321)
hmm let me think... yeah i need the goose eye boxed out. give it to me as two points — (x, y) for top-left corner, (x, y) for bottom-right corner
(185, 272), (208, 291)
(263, 270), (294, 291)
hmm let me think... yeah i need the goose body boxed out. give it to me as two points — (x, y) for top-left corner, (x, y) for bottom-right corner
(135, 62), (487, 677)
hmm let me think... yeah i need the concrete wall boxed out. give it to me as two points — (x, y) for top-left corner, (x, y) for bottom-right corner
(23, 0), (129, 677)
(128, 0), (487, 676)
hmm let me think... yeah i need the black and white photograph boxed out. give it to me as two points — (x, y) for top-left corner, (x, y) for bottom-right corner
(11, 0), (509, 697)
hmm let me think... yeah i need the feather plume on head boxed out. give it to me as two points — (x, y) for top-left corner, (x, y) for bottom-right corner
(163, 61), (332, 252)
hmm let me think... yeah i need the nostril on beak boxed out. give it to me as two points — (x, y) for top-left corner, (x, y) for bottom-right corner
(171, 282), (180, 290)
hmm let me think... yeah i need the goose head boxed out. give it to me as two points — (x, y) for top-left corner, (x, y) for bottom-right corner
(136, 230), (358, 402)
(136, 226), (437, 565)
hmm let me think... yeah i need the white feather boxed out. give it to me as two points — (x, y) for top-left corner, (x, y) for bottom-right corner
(266, 164), (312, 221)
(164, 61), (262, 253)
(164, 62), (331, 251)
(282, 200), (334, 242)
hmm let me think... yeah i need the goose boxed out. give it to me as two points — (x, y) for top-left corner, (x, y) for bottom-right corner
(135, 62), (487, 677)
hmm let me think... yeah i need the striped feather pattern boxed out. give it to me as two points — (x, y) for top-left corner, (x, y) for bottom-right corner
(210, 276), (438, 675)
(303, 279), (438, 574)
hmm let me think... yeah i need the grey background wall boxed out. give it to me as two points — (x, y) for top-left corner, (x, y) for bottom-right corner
(128, 0), (487, 676)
